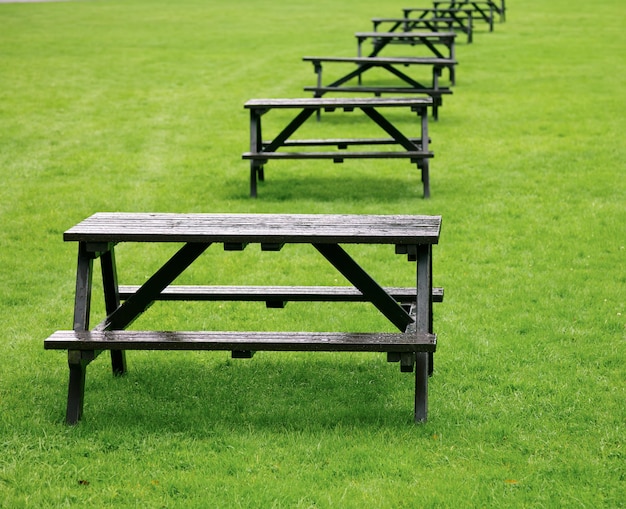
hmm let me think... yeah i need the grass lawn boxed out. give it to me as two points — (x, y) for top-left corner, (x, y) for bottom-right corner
(0, 0), (624, 507)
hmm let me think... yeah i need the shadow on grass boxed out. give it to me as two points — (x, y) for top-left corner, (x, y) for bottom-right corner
(223, 172), (426, 203)
(41, 352), (421, 433)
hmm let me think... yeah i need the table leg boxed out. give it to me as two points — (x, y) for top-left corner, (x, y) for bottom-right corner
(100, 248), (127, 375)
(420, 105), (431, 198)
(450, 40), (456, 84)
(414, 245), (433, 420)
(249, 108), (263, 197)
(65, 243), (96, 424)
(432, 67), (442, 121)
(313, 60), (324, 121)
(73, 243), (94, 331)
(66, 350), (95, 424)
(414, 352), (429, 421)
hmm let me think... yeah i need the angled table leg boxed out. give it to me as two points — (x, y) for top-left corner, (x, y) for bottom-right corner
(420, 103), (431, 198)
(66, 242), (98, 424)
(313, 243), (413, 332)
(97, 242), (211, 332)
(249, 107), (264, 197)
(100, 247), (126, 375)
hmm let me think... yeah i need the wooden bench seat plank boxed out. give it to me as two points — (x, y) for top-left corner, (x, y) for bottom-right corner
(242, 151), (432, 161)
(244, 97), (432, 109)
(355, 31), (457, 38)
(45, 330), (437, 353)
(302, 56), (457, 66)
(401, 7), (474, 19)
(304, 86), (452, 95)
(372, 16), (469, 22)
(64, 213), (442, 246)
(117, 285), (445, 303)
(269, 137), (430, 147)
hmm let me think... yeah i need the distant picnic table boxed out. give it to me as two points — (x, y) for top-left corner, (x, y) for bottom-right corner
(242, 97), (435, 198)
(302, 54), (455, 121)
(372, 9), (474, 43)
(354, 30), (457, 83)
(432, 0), (506, 22)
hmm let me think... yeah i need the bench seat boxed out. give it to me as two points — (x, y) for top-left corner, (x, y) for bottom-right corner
(117, 285), (444, 304)
(302, 56), (456, 66)
(304, 86), (452, 96)
(244, 97), (433, 109)
(355, 30), (457, 39)
(267, 137), (430, 148)
(243, 150), (433, 162)
(45, 330), (437, 353)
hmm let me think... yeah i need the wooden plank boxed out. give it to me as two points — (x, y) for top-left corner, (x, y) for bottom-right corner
(372, 16), (467, 22)
(64, 213), (442, 245)
(303, 86), (452, 95)
(117, 285), (445, 303)
(44, 330), (437, 353)
(302, 56), (456, 65)
(355, 31), (457, 39)
(242, 151), (432, 160)
(270, 137), (430, 147)
(403, 7), (474, 15)
(244, 97), (432, 109)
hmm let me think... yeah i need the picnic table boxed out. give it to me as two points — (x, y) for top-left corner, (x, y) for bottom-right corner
(44, 213), (443, 424)
(354, 30), (457, 84)
(302, 55), (455, 120)
(411, 4), (494, 31)
(242, 97), (435, 198)
(373, 9), (474, 44)
(433, 0), (506, 22)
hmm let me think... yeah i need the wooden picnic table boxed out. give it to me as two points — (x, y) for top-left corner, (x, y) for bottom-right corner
(354, 31), (457, 84)
(44, 213), (443, 424)
(432, 0), (506, 22)
(241, 97), (434, 198)
(373, 9), (474, 44)
(302, 56), (455, 120)
(412, 3), (495, 31)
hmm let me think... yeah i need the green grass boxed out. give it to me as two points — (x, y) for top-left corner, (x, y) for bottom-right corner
(1, 0), (624, 507)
